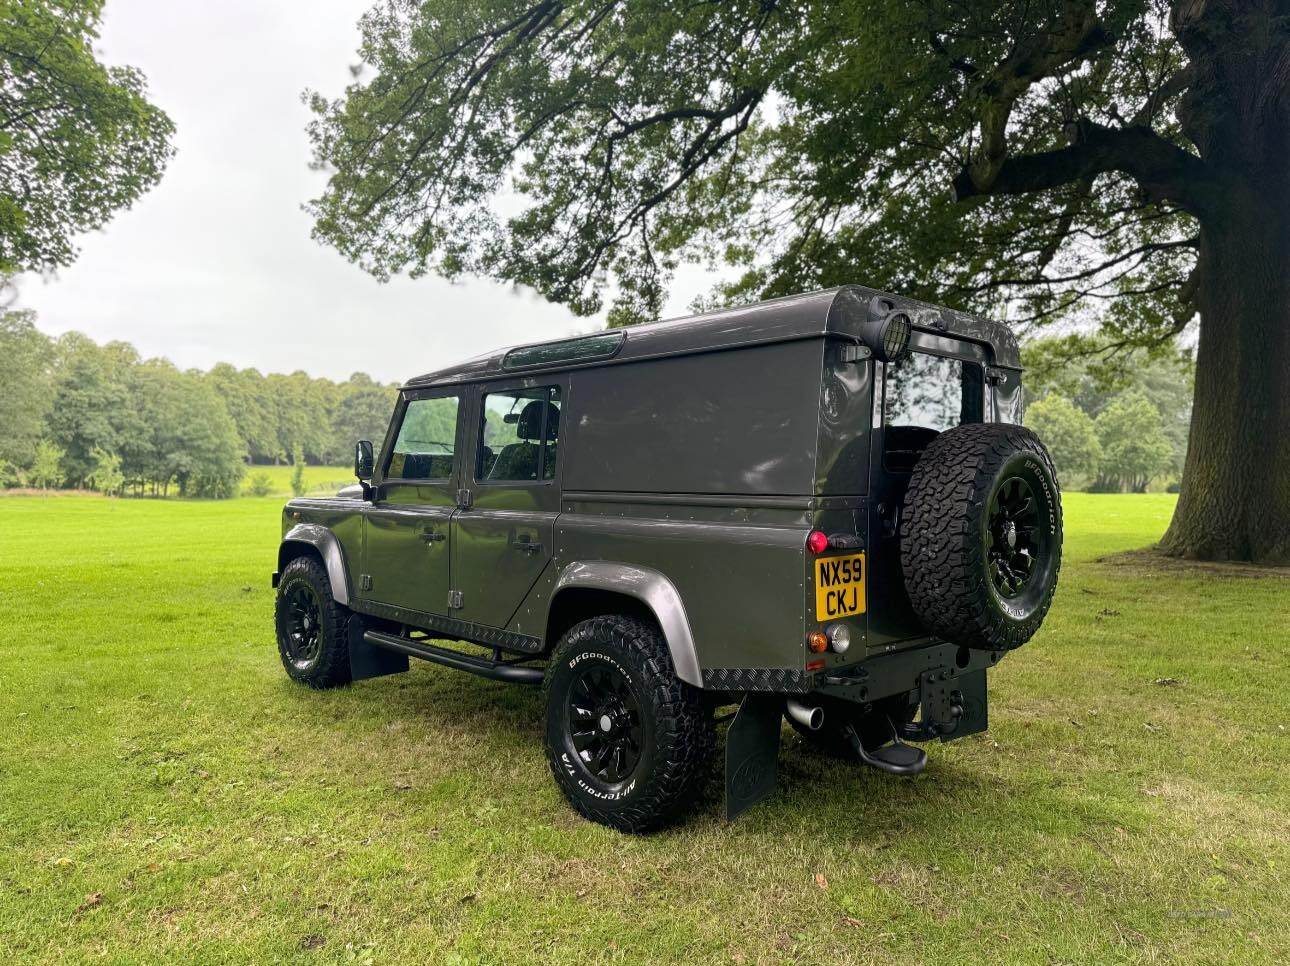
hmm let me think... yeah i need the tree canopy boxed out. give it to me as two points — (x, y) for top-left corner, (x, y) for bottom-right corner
(306, 0), (1197, 331)
(307, 0), (1290, 561)
(0, 0), (174, 276)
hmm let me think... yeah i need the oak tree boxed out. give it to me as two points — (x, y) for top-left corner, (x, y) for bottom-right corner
(306, 0), (1290, 561)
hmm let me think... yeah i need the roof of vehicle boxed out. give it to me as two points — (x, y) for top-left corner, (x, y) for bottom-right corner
(404, 284), (1021, 389)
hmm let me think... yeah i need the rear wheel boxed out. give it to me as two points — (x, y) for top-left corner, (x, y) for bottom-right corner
(543, 616), (715, 833)
(788, 693), (917, 757)
(274, 556), (351, 689)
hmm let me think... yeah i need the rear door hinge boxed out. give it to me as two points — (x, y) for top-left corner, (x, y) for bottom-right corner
(359, 574), (373, 592)
(456, 488), (473, 509)
(448, 589), (464, 610)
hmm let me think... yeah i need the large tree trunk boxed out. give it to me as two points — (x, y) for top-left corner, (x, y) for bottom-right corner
(1160, 0), (1290, 564)
(1161, 223), (1290, 563)
(1160, 186), (1290, 564)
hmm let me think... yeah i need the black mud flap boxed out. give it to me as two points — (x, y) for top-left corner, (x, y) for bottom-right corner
(909, 668), (988, 741)
(348, 616), (408, 682)
(946, 668), (988, 740)
(725, 694), (782, 821)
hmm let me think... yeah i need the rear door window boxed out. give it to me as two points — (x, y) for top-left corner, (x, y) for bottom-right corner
(478, 386), (561, 482)
(883, 352), (984, 470)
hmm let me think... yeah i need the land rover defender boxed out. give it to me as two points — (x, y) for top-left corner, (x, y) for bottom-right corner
(272, 285), (1063, 831)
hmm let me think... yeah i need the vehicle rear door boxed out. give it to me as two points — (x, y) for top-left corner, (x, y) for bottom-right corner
(450, 378), (564, 630)
(867, 343), (986, 649)
(362, 388), (464, 619)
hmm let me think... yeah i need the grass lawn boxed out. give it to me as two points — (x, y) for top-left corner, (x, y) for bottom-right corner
(0, 493), (1285, 963)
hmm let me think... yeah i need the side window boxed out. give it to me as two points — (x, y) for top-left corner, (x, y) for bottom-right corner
(385, 395), (460, 480)
(478, 386), (561, 482)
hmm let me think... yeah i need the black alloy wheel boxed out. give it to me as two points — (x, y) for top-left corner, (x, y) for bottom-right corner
(280, 581), (324, 670)
(543, 615), (716, 833)
(901, 423), (1063, 650)
(568, 662), (644, 785)
(987, 475), (1044, 598)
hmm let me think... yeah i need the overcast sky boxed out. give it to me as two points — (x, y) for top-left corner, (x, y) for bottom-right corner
(13, 0), (716, 383)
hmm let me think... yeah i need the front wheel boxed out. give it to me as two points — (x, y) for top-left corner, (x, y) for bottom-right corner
(274, 556), (352, 689)
(543, 616), (716, 833)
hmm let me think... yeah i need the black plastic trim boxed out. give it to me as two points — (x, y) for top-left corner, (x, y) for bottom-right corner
(354, 598), (545, 654)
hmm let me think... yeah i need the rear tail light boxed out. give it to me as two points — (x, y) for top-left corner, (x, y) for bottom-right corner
(806, 530), (829, 555)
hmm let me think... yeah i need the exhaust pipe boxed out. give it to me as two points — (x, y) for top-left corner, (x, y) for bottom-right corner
(786, 699), (823, 731)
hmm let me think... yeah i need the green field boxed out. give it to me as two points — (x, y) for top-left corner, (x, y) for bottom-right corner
(240, 464), (355, 498)
(0, 493), (1285, 963)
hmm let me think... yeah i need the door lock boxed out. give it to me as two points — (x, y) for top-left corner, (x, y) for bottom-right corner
(878, 502), (900, 537)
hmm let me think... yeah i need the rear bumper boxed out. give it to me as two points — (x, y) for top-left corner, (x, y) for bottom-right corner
(815, 641), (1000, 742)
(816, 641), (1001, 704)
(271, 571), (280, 589)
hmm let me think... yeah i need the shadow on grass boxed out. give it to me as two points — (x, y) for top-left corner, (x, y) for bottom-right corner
(270, 660), (1134, 849)
(1098, 545), (1290, 578)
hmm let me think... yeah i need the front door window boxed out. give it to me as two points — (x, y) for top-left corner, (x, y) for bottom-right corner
(386, 395), (460, 481)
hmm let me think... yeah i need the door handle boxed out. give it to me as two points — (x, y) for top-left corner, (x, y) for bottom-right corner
(420, 529), (446, 544)
(511, 538), (542, 554)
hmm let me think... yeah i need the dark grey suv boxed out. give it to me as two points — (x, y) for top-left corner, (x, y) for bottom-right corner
(272, 285), (1062, 832)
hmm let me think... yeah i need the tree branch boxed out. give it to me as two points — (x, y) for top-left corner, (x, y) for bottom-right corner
(952, 120), (1217, 215)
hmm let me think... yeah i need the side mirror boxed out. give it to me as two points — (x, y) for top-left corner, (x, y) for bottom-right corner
(354, 440), (375, 481)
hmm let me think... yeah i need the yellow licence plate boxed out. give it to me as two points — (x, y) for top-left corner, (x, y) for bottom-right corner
(815, 552), (866, 621)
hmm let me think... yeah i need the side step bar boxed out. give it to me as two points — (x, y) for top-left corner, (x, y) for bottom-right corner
(362, 630), (544, 685)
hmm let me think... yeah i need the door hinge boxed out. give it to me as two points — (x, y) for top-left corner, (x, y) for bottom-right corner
(360, 574), (373, 592)
(448, 589), (464, 610)
(455, 488), (473, 509)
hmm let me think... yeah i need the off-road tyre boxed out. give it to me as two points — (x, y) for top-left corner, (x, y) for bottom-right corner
(788, 693), (917, 758)
(274, 555), (352, 689)
(543, 616), (716, 833)
(901, 423), (1062, 650)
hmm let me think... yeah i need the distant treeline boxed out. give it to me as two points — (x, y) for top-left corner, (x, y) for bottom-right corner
(2, 307), (1195, 500)
(1, 310), (397, 497)
(1023, 338), (1194, 493)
